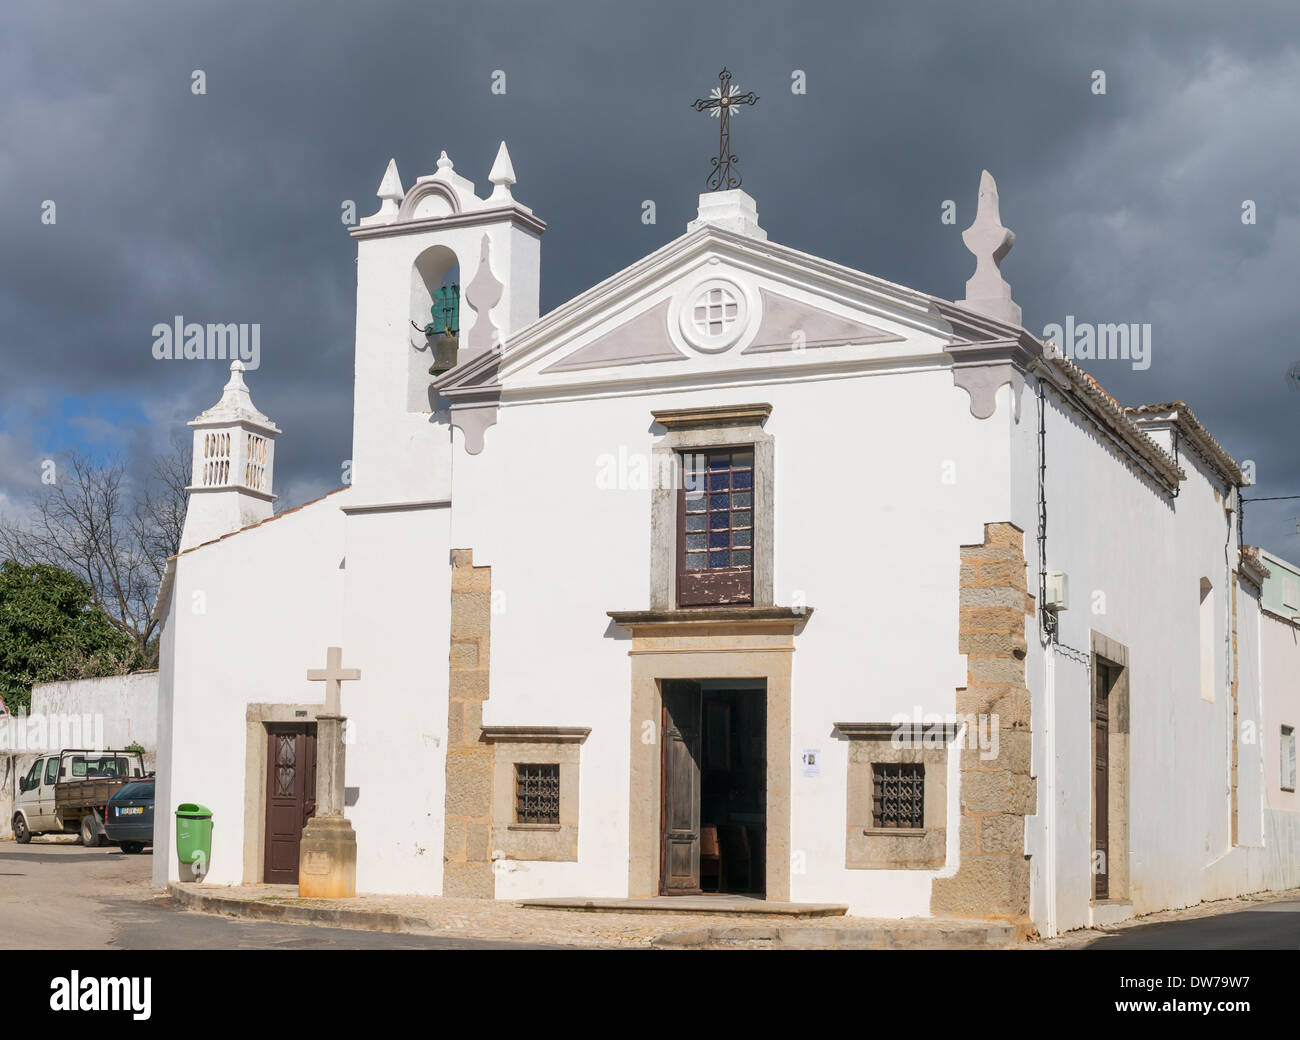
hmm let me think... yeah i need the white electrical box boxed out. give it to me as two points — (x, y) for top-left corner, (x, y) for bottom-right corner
(1044, 571), (1069, 611)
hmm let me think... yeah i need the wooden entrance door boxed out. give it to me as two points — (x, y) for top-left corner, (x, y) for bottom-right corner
(1094, 665), (1110, 900)
(264, 724), (317, 884)
(660, 680), (702, 894)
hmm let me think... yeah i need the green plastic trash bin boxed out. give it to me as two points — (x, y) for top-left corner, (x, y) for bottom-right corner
(175, 803), (213, 866)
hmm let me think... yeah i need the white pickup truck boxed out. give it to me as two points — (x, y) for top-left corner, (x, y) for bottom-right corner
(12, 748), (148, 846)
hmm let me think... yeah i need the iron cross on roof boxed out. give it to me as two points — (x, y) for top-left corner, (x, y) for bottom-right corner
(691, 67), (758, 191)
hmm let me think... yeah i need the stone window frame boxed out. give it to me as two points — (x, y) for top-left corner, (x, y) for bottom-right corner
(650, 404), (774, 611)
(836, 722), (953, 870)
(1089, 630), (1131, 905)
(482, 727), (589, 862)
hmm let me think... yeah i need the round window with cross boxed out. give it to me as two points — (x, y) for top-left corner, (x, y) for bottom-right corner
(679, 278), (749, 352)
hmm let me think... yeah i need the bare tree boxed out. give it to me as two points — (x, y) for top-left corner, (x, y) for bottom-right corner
(0, 438), (190, 666)
(133, 434), (192, 598)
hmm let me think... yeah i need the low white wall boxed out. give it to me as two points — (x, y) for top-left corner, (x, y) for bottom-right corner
(2, 671), (159, 839)
(31, 672), (159, 766)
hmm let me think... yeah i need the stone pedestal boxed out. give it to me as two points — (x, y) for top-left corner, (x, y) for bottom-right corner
(298, 712), (357, 898)
(298, 815), (357, 898)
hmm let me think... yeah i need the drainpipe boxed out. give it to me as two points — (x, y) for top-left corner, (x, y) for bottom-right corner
(1224, 488), (1236, 831)
(1042, 644), (1058, 937)
(1031, 364), (1059, 938)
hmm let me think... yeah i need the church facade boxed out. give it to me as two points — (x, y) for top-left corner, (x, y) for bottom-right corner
(152, 142), (1297, 937)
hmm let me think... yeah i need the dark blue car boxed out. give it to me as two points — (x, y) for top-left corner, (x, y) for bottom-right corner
(104, 778), (154, 853)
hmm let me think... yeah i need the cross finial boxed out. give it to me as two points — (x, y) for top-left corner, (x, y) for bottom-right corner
(306, 646), (361, 717)
(692, 68), (758, 191)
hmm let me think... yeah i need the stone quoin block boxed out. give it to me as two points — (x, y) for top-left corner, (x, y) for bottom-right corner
(933, 522), (1035, 936)
(443, 549), (496, 898)
(449, 640), (480, 669)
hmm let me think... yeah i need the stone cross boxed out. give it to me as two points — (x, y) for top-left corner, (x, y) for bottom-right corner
(958, 170), (1022, 327)
(306, 646), (361, 717)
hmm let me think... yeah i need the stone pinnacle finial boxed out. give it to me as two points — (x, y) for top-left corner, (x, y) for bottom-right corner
(958, 170), (1022, 327)
(437, 150), (454, 172)
(463, 234), (504, 359)
(377, 158), (404, 203)
(488, 141), (516, 202)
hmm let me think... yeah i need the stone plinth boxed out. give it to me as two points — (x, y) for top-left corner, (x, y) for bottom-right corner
(298, 815), (357, 899)
(298, 711), (355, 898)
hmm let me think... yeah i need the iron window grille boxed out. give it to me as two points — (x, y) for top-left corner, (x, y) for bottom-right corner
(515, 763), (561, 825)
(872, 762), (925, 829)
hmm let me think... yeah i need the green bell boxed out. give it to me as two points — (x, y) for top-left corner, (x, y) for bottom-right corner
(428, 331), (459, 375)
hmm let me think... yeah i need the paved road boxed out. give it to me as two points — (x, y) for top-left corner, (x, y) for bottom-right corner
(1086, 900), (1300, 950)
(6, 839), (1297, 949)
(0, 840), (562, 950)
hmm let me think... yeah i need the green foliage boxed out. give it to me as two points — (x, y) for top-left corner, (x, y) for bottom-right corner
(0, 560), (143, 715)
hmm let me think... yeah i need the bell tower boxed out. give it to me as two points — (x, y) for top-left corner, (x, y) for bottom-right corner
(346, 142), (545, 503)
(179, 360), (280, 551)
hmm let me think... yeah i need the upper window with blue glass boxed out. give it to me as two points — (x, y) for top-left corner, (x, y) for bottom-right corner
(678, 448), (754, 606)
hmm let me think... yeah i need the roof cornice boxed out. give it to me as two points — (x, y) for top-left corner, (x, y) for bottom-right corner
(1240, 545), (1271, 588)
(347, 203), (546, 241)
(1125, 402), (1246, 487)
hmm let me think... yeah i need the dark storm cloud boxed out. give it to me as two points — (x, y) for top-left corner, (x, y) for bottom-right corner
(2, 0), (1298, 551)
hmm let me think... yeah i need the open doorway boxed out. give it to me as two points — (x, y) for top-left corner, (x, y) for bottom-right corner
(660, 679), (766, 896)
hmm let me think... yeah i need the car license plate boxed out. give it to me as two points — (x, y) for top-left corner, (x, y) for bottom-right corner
(119, 807), (143, 815)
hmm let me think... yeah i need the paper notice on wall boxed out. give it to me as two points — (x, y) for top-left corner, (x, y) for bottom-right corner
(801, 748), (821, 777)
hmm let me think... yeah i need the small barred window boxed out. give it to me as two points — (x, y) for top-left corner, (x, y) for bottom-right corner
(515, 763), (560, 825)
(872, 762), (924, 829)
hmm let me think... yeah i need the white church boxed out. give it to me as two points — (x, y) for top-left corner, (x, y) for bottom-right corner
(152, 125), (1300, 936)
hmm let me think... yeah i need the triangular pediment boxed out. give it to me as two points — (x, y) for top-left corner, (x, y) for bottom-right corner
(442, 225), (962, 396)
(742, 288), (904, 355)
(540, 300), (686, 373)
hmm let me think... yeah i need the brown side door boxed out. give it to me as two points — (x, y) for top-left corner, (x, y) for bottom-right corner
(264, 724), (317, 884)
(1094, 665), (1110, 900)
(660, 680), (703, 894)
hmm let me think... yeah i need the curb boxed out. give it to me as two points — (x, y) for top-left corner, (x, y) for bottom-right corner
(167, 884), (1016, 949)
(167, 883), (433, 935)
(652, 922), (1016, 950)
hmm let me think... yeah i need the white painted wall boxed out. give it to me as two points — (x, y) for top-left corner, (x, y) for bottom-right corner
(1260, 611), (1300, 890)
(1261, 612), (1300, 813)
(152, 596), (177, 884)
(154, 492), (349, 887)
(1012, 378), (1269, 934)
(339, 504), (451, 894)
(30, 672), (159, 764)
(153, 490), (454, 896)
